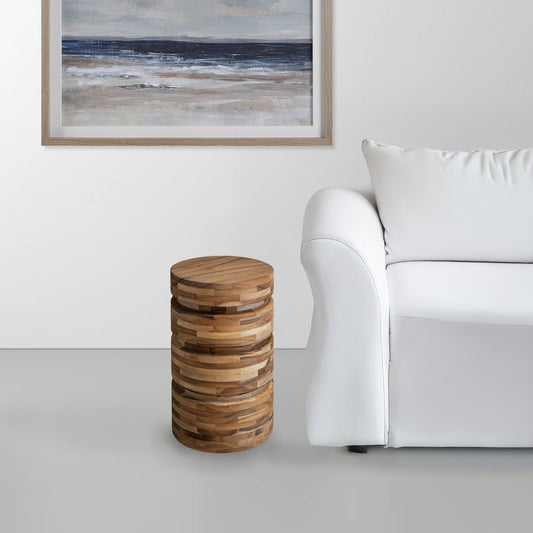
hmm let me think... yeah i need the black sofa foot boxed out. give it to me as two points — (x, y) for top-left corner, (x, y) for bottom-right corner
(347, 445), (368, 454)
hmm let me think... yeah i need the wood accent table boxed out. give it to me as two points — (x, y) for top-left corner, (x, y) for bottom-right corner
(170, 256), (274, 453)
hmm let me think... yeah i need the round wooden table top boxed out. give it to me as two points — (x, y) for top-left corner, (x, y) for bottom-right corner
(170, 256), (274, 313)
(171, 256), (273, 288)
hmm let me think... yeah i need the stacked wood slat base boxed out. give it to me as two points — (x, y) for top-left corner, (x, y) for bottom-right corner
(170, 256), (274, 453)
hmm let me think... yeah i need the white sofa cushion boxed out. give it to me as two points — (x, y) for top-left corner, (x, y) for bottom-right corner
(362, 139), (533, 264)
(387, 261), (533, 447)
(387, 261), (533, 326)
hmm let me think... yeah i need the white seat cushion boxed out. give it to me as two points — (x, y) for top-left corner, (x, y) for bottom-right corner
(387, 261), (533, 326)
(362, 139), (533, 264)
(387, 261), (533, 447)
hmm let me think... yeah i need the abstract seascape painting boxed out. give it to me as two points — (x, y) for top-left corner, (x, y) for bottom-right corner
(42, 0), (332, 145)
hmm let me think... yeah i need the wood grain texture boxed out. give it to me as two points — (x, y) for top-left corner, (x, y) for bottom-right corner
(41, 0), (50, 145)
(41, 0), (332, 146)
(170, 256), (274, 453)
(323, 0), (333, 145)
(171, 298), (273, 348)
(172, 336), (273, 398)
(171, 256), (274, 313)
(42, 137), (332, 147)
(172, 382), (273, 453)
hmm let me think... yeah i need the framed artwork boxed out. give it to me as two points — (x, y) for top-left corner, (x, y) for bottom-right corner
(42, 0), (332, 146)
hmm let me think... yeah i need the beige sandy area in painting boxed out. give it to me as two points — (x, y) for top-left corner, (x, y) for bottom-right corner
(62, 56), (312, 126)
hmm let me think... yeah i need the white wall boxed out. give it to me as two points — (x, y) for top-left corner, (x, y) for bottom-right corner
(1, 1), (533, 348)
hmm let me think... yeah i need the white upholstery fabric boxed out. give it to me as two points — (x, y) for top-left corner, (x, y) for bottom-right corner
(388, 261), (533, 447)
(362, 139), (533, 264)
(301, 163), (533, 448)
(387, 261), (533, 326)
(301, 188), (389, 446)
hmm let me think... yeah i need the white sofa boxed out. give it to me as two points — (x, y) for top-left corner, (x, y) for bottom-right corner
(301, 140), (533, 448)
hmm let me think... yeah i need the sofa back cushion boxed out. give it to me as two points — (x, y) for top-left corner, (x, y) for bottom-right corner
(362, 139), (533, 264)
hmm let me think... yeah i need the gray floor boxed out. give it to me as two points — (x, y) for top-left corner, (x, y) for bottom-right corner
(1, 350), (532, 533)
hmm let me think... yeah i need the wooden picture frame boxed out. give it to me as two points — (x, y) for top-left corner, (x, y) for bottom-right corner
(42, 0), (332, 146)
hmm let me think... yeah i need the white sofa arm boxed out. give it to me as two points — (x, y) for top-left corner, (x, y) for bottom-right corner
(301, 188), (389, 446)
